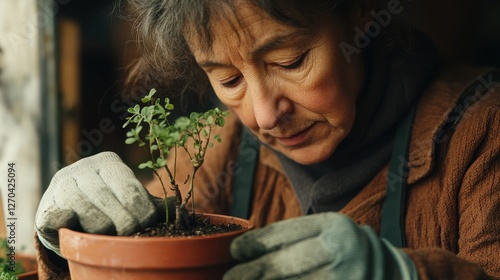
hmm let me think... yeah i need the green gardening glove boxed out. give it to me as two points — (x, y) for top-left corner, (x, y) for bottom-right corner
(224, 212), (418, 280)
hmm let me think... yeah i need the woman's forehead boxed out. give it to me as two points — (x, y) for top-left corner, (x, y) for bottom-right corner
(184, 1), (319, 53)
(187, 3), (297, 57)
(188, 9), (310, 64)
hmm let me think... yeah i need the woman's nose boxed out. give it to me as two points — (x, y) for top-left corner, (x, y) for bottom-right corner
(249, 82), (293, 130)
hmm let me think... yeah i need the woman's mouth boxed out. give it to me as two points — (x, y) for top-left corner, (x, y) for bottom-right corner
(274, 124), (315, 147)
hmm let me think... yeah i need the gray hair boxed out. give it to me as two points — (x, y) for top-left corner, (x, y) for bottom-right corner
(125, 0), (355, 96)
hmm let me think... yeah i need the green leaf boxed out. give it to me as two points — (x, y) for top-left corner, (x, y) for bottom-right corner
(132, 115), (142, 122)
(138, 160), (154, 169)
(190, 112), (200, 120)
(179, 134), (188, 146)
(156, 157), (167, 167)
(141, 96), (151, 103)
(214, 134), (222, 143)
(142, 88), (157, 103)
(155, 108), (165, 119)
(125, 137), (136, 144)
(122, 118), (132, 128)
(215, 117), (225, 127)
(206, 115), (214, 125)
(175, 117), (191, 130)
(0, 271), (18, 280)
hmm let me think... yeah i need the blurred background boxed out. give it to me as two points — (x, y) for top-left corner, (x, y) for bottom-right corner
(0, 0), (499, 254)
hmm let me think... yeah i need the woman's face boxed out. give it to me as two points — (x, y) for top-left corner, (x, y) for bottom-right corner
(189, 3), (365, 165)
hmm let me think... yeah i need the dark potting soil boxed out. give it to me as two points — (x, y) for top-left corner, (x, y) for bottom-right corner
(132, 214), (243, 238)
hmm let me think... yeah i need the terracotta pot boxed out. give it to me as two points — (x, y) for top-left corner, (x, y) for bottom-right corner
(17, 253), (38, 280)
(59, 213), (253, 280)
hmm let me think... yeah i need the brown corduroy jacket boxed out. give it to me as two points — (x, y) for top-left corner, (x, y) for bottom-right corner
(36, 66), (500, 279)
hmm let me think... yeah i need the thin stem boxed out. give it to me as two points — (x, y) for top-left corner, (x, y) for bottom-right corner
(156, 137), (175, 185)
(181, 142), (194, 163)
(202, 127), (212, 154)
(153, 169), (169, 226)
(173, 143), (177, 181)
(190, 167), (198, 218)
(181, 166), (199, 219)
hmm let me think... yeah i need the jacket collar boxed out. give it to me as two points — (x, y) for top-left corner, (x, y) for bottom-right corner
(407, 66), (497, 184)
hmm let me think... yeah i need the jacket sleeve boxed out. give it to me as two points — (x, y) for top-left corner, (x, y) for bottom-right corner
(405, 85), (500, 280)
(35, 233), (70, 280)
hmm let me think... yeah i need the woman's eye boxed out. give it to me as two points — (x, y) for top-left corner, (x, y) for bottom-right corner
(279, 51), (308, 70)
(221, 76), (241, 88)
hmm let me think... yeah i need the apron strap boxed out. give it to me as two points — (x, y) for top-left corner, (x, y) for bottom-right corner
(380, 70), (500, 247)
(230, 128), (260, 219)
(380, 104), (416, 248)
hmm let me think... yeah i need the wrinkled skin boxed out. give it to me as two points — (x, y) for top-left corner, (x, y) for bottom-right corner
(188, 2), (368, 165)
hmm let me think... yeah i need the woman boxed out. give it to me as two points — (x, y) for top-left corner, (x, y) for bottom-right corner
(35, 0), (500, 279)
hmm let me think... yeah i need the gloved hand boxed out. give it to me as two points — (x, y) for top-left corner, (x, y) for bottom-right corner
(224, 212), (418, 280)
(35, 151), (167, 256)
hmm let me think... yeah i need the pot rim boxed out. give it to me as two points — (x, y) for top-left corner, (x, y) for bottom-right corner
(59, 213), (253, 242)
(59, 213), (254, 269)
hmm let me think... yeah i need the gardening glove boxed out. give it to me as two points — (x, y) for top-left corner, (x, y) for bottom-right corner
(35, 151), (169, 256)
(224, 212), (418, 280)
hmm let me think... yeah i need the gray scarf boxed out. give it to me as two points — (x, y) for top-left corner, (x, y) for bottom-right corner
(277, 31), (438, 214)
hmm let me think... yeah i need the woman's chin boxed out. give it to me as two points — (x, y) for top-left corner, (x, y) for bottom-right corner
(279, 146), (335, 165)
